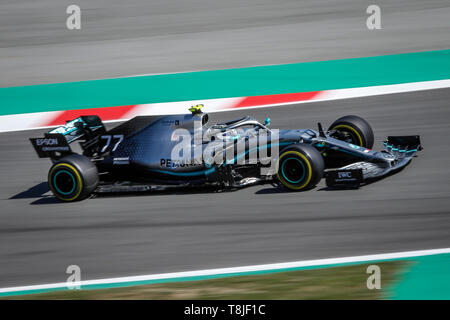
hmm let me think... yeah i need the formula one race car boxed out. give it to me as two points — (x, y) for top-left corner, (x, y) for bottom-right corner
(30, 104), (422, 201)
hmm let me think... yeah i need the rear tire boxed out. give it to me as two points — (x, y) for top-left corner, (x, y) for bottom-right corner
(48, 154), (98, 202)
(328, 115), (374, 149)
(276, 144), (324, 191)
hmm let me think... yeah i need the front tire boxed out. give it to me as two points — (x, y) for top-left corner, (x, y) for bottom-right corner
(328, 115), (374, 149)
(48, 154), (98, 202)
(276, 144), (324, 191)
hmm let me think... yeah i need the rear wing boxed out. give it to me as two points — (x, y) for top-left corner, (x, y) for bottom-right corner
(30, 115), (106, 159)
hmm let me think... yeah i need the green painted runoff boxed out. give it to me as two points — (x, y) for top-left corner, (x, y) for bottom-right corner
(1, 50), (449, 116)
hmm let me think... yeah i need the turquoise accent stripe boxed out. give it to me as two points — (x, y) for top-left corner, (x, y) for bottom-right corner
(150, 167), (216, 177)
(149, 141), (292, 176)
(1, 50), (449, 116)
(225, 141), (292, 165)
(384, 142), (417, 153)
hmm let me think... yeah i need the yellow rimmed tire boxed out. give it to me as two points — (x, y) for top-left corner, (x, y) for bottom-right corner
(48, 154), (98, 202)
(329, 115), (374, 149)
(277, 144), (324, 191)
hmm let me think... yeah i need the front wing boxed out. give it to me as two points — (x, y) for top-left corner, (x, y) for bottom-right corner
(325, 135), (422, 187)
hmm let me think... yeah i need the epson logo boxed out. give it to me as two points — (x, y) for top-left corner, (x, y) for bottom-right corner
(338, 171), (352, 178)
(36, 138), (58, 146)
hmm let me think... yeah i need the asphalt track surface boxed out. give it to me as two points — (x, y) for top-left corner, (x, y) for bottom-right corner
(0, 88), (449, 287)
(1, 0), (450, 86)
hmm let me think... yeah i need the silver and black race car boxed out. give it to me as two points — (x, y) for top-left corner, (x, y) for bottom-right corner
(30, 104), (422, 201)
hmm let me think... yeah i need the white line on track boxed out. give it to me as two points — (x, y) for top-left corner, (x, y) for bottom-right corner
(1, 247), (449, 295)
